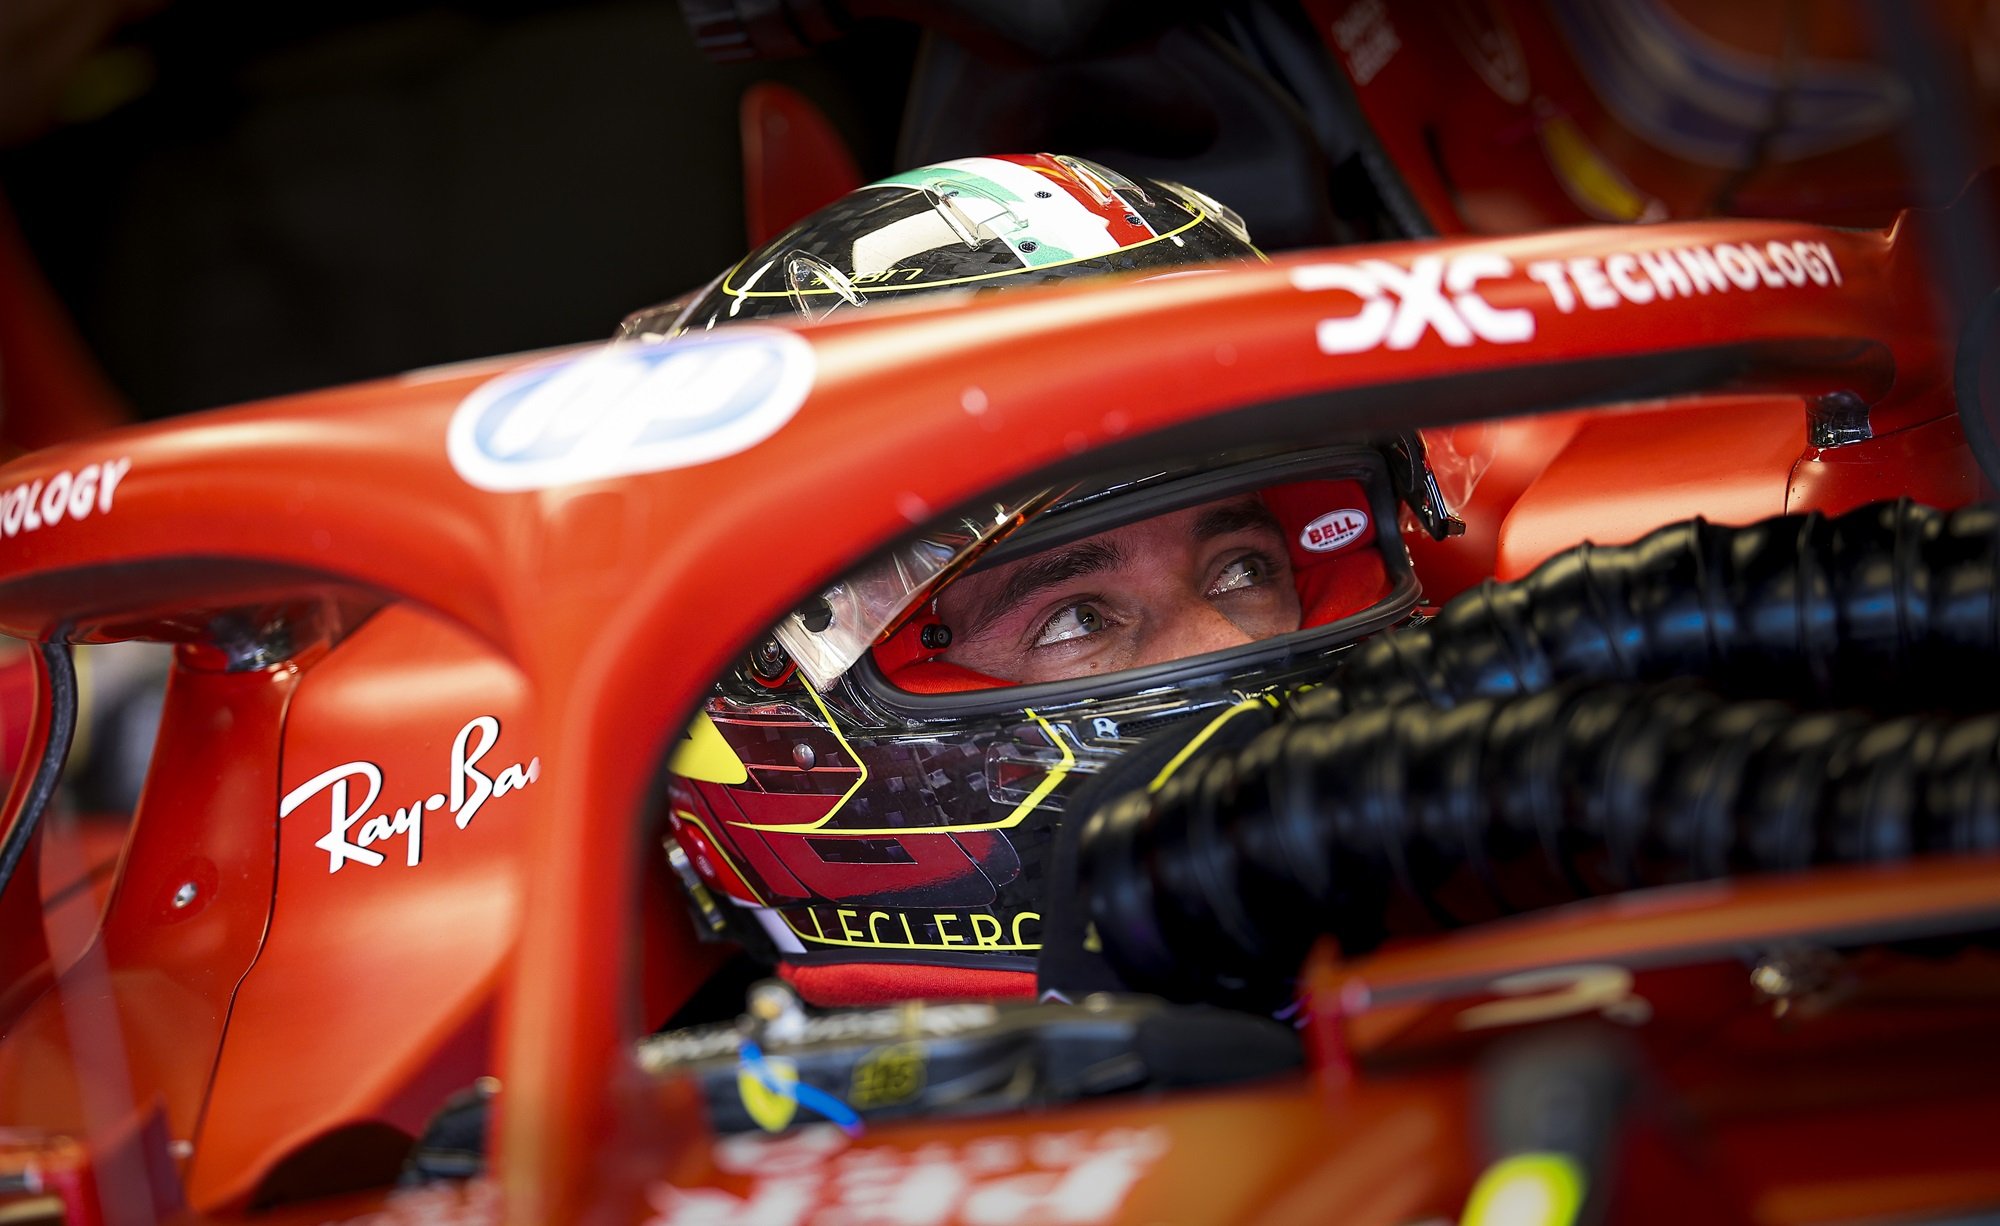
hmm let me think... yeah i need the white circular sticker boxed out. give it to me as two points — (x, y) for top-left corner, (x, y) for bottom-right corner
(1300, 507), (1370, 553)
(447, 328), (815, 492)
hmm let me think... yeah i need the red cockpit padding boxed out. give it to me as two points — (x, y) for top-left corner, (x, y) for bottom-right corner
(871, 480), (1395, 692)
(780, 960), (1036, 1006)
(874, 607), (1011, 692)
(1261, 480), (1394, 628)
(1297, 547), (1390, 627)
(889, 659), (1012, 693)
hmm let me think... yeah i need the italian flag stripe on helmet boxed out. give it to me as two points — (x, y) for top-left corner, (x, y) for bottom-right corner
(877, 156), (1158, 267)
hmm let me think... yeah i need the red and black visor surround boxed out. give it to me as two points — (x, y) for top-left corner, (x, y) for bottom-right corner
(666, 448), (1419, 1006)
(876, 473), (1398, 693)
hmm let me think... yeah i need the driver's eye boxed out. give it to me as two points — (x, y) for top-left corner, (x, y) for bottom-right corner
(1034, 602), (1110, 646)
(1208, 555), (1266, 595)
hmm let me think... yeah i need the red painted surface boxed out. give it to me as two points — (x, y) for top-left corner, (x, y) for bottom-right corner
(187, 606), (532, 1207)
(1495, 394), (1805, 577)
(1303, 0), (2000, 234)
(1789, 409), (1996, 514)
(0, 646), (57, 1031)
(741, 84), (864, 249)
(1405, 411), (1589, 601)
(36, 812), (131, 970)
(0, 658), (296, 1204)
(0, 195), (1990, 1221)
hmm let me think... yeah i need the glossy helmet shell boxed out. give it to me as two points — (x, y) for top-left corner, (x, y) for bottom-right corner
(654, 153), (1262, 335)
(660, 157), (1417, 1004)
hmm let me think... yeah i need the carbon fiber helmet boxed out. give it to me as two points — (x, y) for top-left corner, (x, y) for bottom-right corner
(627, 153), (1261, 337)
(654, 155), (1426, 1004)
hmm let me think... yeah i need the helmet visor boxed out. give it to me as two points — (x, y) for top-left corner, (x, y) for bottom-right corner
(773, 489), (1059, 690)
(861, 446), (1420, 708)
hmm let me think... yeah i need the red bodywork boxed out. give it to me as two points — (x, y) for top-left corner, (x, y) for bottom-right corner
(0, 190), (1995, 1223)
(1310, 0), (2000, 233)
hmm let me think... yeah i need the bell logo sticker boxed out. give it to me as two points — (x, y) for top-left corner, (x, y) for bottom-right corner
(447, 329), (815, 491)
(1302, 508), (1369, 553)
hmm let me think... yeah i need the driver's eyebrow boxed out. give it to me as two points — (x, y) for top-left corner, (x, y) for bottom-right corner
(962, 538), (1124, 641)
(1193, 495), (1282, 541)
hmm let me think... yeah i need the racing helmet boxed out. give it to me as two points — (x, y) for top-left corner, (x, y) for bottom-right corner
(652, 155), (1430, 1004)
(624, 152), (1260, 337)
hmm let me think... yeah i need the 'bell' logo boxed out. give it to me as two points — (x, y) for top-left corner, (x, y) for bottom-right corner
(1301, 508), (1370, 553)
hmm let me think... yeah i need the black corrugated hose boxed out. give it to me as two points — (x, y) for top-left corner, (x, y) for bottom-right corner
(1074, 500), (2000, 1002)
(1302, 498), (2000, 717)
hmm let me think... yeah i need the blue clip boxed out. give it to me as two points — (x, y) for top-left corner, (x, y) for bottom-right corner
(739, 1040), (864, 1136)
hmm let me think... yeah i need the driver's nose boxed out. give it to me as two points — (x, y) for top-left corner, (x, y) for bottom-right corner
(1135, 596), (1256, 668)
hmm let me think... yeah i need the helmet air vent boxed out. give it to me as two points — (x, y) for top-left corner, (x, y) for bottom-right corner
(1051, 155), (1153, 207)
(922, 180), (1028, 248)
(784, 252), (863, 321)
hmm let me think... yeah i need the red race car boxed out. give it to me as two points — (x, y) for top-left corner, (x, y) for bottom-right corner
(4, 7), (2000, 1223)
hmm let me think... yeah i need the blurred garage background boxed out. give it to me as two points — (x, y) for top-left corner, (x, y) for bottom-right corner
(0, 0), (912, 425)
